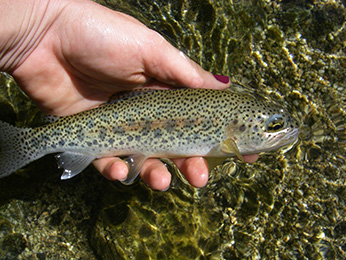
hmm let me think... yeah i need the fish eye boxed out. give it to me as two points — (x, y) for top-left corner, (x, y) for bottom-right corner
(265, 114), (286, 132)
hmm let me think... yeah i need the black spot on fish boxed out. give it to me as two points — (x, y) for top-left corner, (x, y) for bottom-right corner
(87, 119), (95, 129)
(112, 126), (125, 136)
(30, 137), (39, 147)
(141, 121), (151, 136)
(98, 127), (107, 141)
(77, 132), (85, 142)
(65, 128), (73, 135)
(153, 128), (162, 138)
(41, 134), (51, 142)
(112, 113), (119, 120)
(165, 120), (176, 133)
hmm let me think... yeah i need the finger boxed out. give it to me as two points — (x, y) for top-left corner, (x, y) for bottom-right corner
(93, 157), (128, 181)
(242, 154), (259, 163)
(172, 157), (209, 188)
(140, 159), (172, 191)
(142, 31), (230, 90)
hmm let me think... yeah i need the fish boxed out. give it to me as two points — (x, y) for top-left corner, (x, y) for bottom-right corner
(0, 87), (299, 184)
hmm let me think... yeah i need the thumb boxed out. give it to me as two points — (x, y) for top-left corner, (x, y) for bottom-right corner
(141, 33), (230, 90)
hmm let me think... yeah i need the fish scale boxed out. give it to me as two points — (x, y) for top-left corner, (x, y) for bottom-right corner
(0, 87), (299, 184)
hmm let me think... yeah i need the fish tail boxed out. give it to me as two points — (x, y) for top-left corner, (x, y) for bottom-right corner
(0, 120), (38, 177)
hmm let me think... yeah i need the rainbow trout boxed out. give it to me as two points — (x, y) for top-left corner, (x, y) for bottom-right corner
(0, 87), (299, 184)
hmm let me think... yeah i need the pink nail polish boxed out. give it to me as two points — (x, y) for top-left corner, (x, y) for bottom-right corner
(213, 74), (230, 84)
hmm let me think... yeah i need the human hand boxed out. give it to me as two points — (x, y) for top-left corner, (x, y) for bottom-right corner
(0, 0), (258, 190)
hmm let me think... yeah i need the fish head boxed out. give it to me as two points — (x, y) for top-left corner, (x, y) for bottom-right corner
(224, 97), (299, 155)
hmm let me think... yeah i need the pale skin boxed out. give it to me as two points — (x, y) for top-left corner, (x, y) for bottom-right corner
(0, 0), (258, 190)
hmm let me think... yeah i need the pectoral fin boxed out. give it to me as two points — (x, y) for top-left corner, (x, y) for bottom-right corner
(121, 154), (147, 185)
(221, 138), (244, 162)
(55, 152), (95, 180)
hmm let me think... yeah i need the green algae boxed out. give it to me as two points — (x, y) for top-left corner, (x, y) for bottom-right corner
(1, 0), (346, 259)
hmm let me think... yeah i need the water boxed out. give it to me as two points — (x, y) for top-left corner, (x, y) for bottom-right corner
(1, 0), (346, 259)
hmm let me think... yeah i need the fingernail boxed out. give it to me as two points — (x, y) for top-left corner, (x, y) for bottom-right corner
(159, 186), (170, 192)
(213, 74), (229, 84)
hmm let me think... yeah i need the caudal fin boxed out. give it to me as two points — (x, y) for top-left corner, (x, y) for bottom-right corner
(0, 121), (37, 177)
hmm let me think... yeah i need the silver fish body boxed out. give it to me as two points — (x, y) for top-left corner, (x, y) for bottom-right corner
(0, 87), (299, 183)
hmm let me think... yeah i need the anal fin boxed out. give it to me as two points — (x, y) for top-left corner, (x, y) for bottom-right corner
(121, 154), (147, 185)
(55, 152), (95, 180)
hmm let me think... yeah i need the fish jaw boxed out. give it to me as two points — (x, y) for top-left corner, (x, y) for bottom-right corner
(237, 127), (299, 155)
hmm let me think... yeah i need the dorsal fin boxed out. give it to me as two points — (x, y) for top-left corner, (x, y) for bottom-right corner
(225, 83), (255, 95)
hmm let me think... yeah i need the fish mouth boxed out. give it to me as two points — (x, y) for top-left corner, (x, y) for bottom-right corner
(237, 127), (299, 155)
(241, 127), (299, 155)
